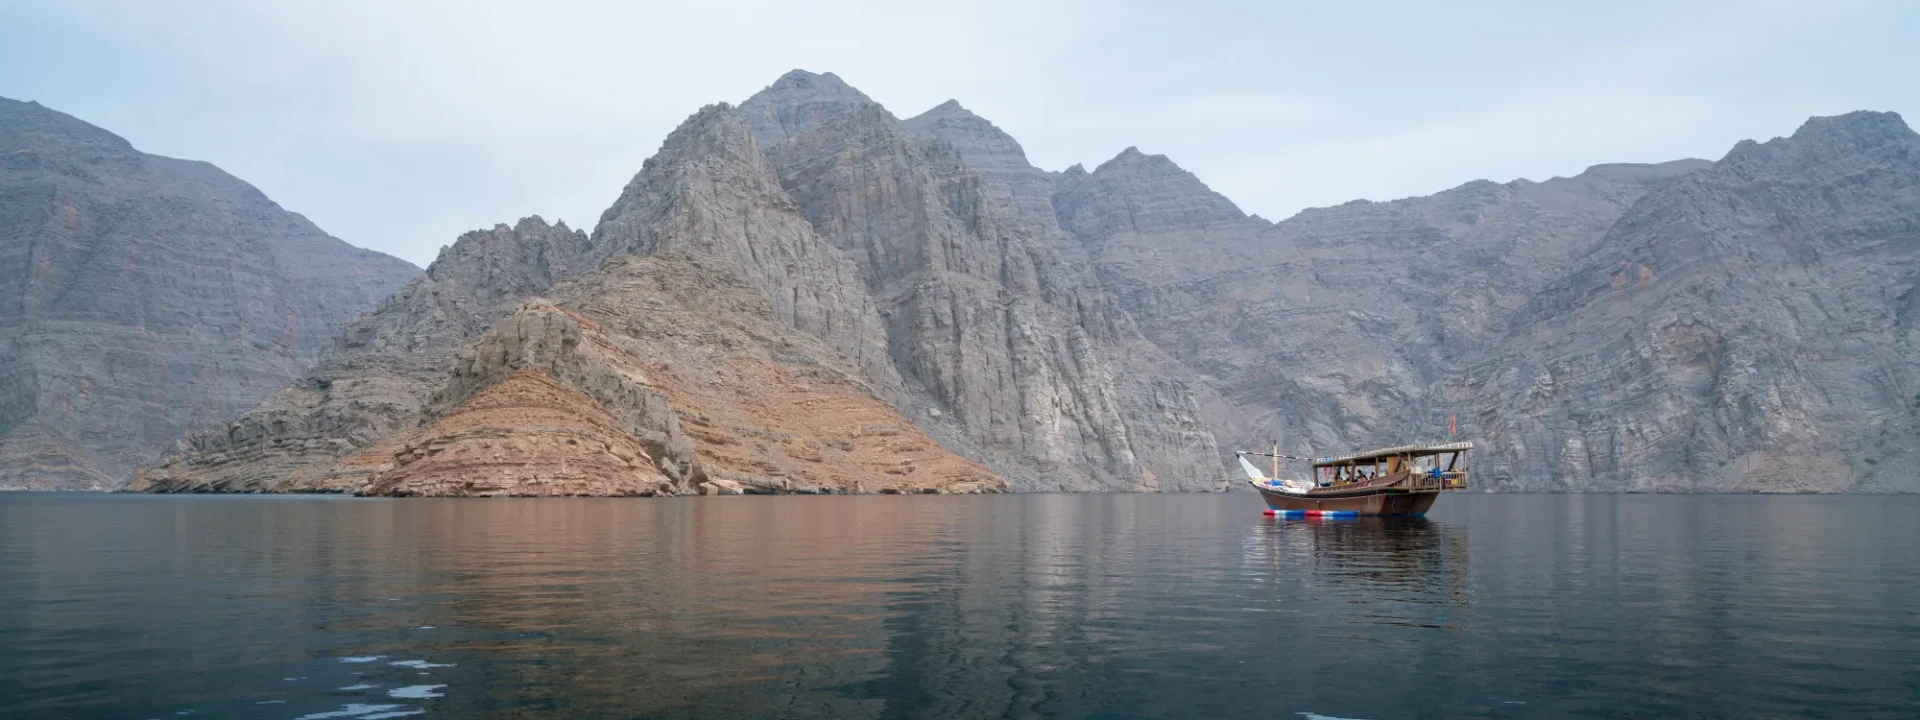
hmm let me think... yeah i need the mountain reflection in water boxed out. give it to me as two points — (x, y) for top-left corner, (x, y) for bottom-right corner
(1, 493), (1916, 719)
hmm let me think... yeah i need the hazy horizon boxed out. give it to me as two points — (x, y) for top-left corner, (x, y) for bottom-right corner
(4, 0), (1916, 267)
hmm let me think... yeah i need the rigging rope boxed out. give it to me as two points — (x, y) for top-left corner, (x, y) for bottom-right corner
(1234, 451), (1317, 461)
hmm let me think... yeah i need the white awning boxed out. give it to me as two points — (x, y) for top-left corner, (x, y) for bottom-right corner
(1312, 441), (1475, 466)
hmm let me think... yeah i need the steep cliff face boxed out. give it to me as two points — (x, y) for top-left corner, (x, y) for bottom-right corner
(592, 103), (899, 392)
(0, 97), (418, 490)
(1459, 112), (1920, 492)
(1061, 109), (1920, 493)
(899, 100), (1095, 272)
(133, 217), (595, 491)
(1056, 140), (1709, 462)
(744, 71), (1225, 491)
(125, 71), (1913, 494)
(140, 103), (1004, 496)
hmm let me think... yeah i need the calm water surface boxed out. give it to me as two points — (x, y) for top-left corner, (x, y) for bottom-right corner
(2, 493), (1916, 719)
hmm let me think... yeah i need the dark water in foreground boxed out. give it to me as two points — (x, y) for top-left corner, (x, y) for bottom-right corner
(2, 494), (1916, 719)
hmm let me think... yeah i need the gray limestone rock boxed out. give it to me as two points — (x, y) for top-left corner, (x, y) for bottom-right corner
(128, 70), (1918, 495)
(134, 217), (591, 491)
(1457, 111), (1920, 492)
(1057, 147), (1710, 466)
(1054, 146), (1249, 242)
(142, 101), (1001, 495)
(0, 97), (418, 490)
(1061, 109), (1919, 493)
(151, 71), (1233, 494)
(747, 71), (1226, 491)
(592, 103), (899, 391)
(739, 70), (873, 147)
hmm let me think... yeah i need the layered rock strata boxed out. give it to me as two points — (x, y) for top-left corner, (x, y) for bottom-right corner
(0, 97), (417, 489)
(140, 103), (1005, 496)
(746, 71), (1226, 491)
(1456, 112), (1920, 492)
(132, 71), (1920, 494)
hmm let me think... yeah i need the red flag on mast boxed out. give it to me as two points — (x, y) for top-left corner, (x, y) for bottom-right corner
(1449, 414), (1456, 436)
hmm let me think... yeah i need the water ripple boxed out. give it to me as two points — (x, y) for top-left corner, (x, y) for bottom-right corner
(1, 493), (1916, 718)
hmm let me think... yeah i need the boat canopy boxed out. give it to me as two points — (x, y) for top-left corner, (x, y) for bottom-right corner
(1311, 441), (1474, 468)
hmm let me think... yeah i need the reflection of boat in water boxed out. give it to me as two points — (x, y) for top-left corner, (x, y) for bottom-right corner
(1252, 513), (1443, 557)
(1237, 441), (1473, 517)
(1244, 513), (1471, 609)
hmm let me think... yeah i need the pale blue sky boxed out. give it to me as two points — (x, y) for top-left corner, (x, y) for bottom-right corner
(3, 0), (1915, 267)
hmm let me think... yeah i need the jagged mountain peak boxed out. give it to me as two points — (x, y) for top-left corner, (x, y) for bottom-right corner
(594, 102), (794, 258)
(1086, 146), (1176, 178)
(909, 98), (975, 121)
(768, 69), (864, 97)
(143, 80), (942, 496)
(514, 214), (557, 232)
(1792, 110), (1913, 143)
(637, 103), (763, 170)
(740, 70), (886, 146)
(1088, 146), (1220, 186)
(1056, 146), (1247, 239)
(902, 97), (1032, 171)
(593, 102), (813, 256)
(1721, 110), (1918, 171)
(428, 215), (589, 275)
(903, 98), (1001, 137)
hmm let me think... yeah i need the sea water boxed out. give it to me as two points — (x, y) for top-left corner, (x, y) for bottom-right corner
(2, 492), (1915, 718)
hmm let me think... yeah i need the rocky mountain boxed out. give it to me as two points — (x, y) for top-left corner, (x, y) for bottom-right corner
(138, 104), (1005, 496)
(129, 69), (1919, 495)
(746, 71), (1226, 491)
(1059, 109), (1918, 493)
(1056, 146), (1712, 458)
(142, 72), (1227, 495)
(1456, 112), (1920, 492)
(0, 97), (418, 490)
(131, 217), (594, 491)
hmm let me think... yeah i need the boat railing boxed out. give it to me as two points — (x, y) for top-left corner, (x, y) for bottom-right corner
(1398, 470), (1469, 492)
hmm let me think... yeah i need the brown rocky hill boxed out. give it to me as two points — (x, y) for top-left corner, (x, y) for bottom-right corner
(138, 104), (1005, 496)
(134, 70), (1919, 495)
(144, 73), (1227, 495)
(0, 97), (418, 490)
(130, 217), (595, 492)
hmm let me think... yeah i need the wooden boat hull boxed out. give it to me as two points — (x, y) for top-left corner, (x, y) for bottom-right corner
(1253, 483), (1439, 517)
